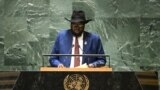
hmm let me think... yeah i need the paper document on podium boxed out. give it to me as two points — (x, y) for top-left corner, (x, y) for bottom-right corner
(75, 63), (88, 68)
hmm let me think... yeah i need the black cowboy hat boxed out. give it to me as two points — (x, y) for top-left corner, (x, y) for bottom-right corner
(65, 10), (92, 24)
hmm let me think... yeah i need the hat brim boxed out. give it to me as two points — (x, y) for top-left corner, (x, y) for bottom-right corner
(65, 18), (92, 24)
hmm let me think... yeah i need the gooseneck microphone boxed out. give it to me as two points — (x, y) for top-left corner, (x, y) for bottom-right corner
(67, 44), (74, 54)
(65, 45), (74, 60)
(78, 45), (90, 65)
(78, 45), (86, 54)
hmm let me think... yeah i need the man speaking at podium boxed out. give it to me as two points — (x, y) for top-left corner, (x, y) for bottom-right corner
(49, 10), (106, 68)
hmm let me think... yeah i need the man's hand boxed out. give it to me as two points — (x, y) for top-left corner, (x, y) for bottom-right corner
(88, 64), (95, 68)
(58, 64), (65, 68)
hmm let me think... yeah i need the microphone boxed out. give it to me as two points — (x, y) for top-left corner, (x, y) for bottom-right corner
(78, 45), (86, 54)
(78, 45), (90, 65)
(68, 44), (74, 54)
(65, 44), (74, 60)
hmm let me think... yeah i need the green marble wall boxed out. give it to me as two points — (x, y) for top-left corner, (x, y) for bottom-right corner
(0, 0), (160, 73)
(0, 0), (160, 88)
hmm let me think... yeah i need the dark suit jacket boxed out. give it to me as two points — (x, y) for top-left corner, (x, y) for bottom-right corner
(49, 29), (106, 67)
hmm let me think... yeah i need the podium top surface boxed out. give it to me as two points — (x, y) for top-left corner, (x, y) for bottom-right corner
(40, 67), (112, 72)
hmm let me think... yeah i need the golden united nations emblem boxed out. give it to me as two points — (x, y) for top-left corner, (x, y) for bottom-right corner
(64, 74), (89, 90)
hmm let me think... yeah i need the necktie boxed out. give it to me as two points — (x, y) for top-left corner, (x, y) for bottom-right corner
(74, 37), (80, 67)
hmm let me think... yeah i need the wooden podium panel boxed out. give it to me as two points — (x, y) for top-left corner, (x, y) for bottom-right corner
(40, 67), (112, 72)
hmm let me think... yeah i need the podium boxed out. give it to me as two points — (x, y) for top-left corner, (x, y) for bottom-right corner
(13, 65), (143, 90)
(13, 71), (142, 90)
(40, 66), (112, 72)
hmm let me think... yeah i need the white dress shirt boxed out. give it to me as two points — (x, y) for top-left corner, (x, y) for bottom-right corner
(70, 34), (83, 68)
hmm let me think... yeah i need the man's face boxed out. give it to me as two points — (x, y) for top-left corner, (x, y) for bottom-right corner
(71, 22), (85, 37)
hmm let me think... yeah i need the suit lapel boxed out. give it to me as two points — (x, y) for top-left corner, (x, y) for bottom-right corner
(83, 31), (91, 54)
(66, 30), (73, 54)
(82, 31), (90, 64)
(65, 30), (73, 67)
